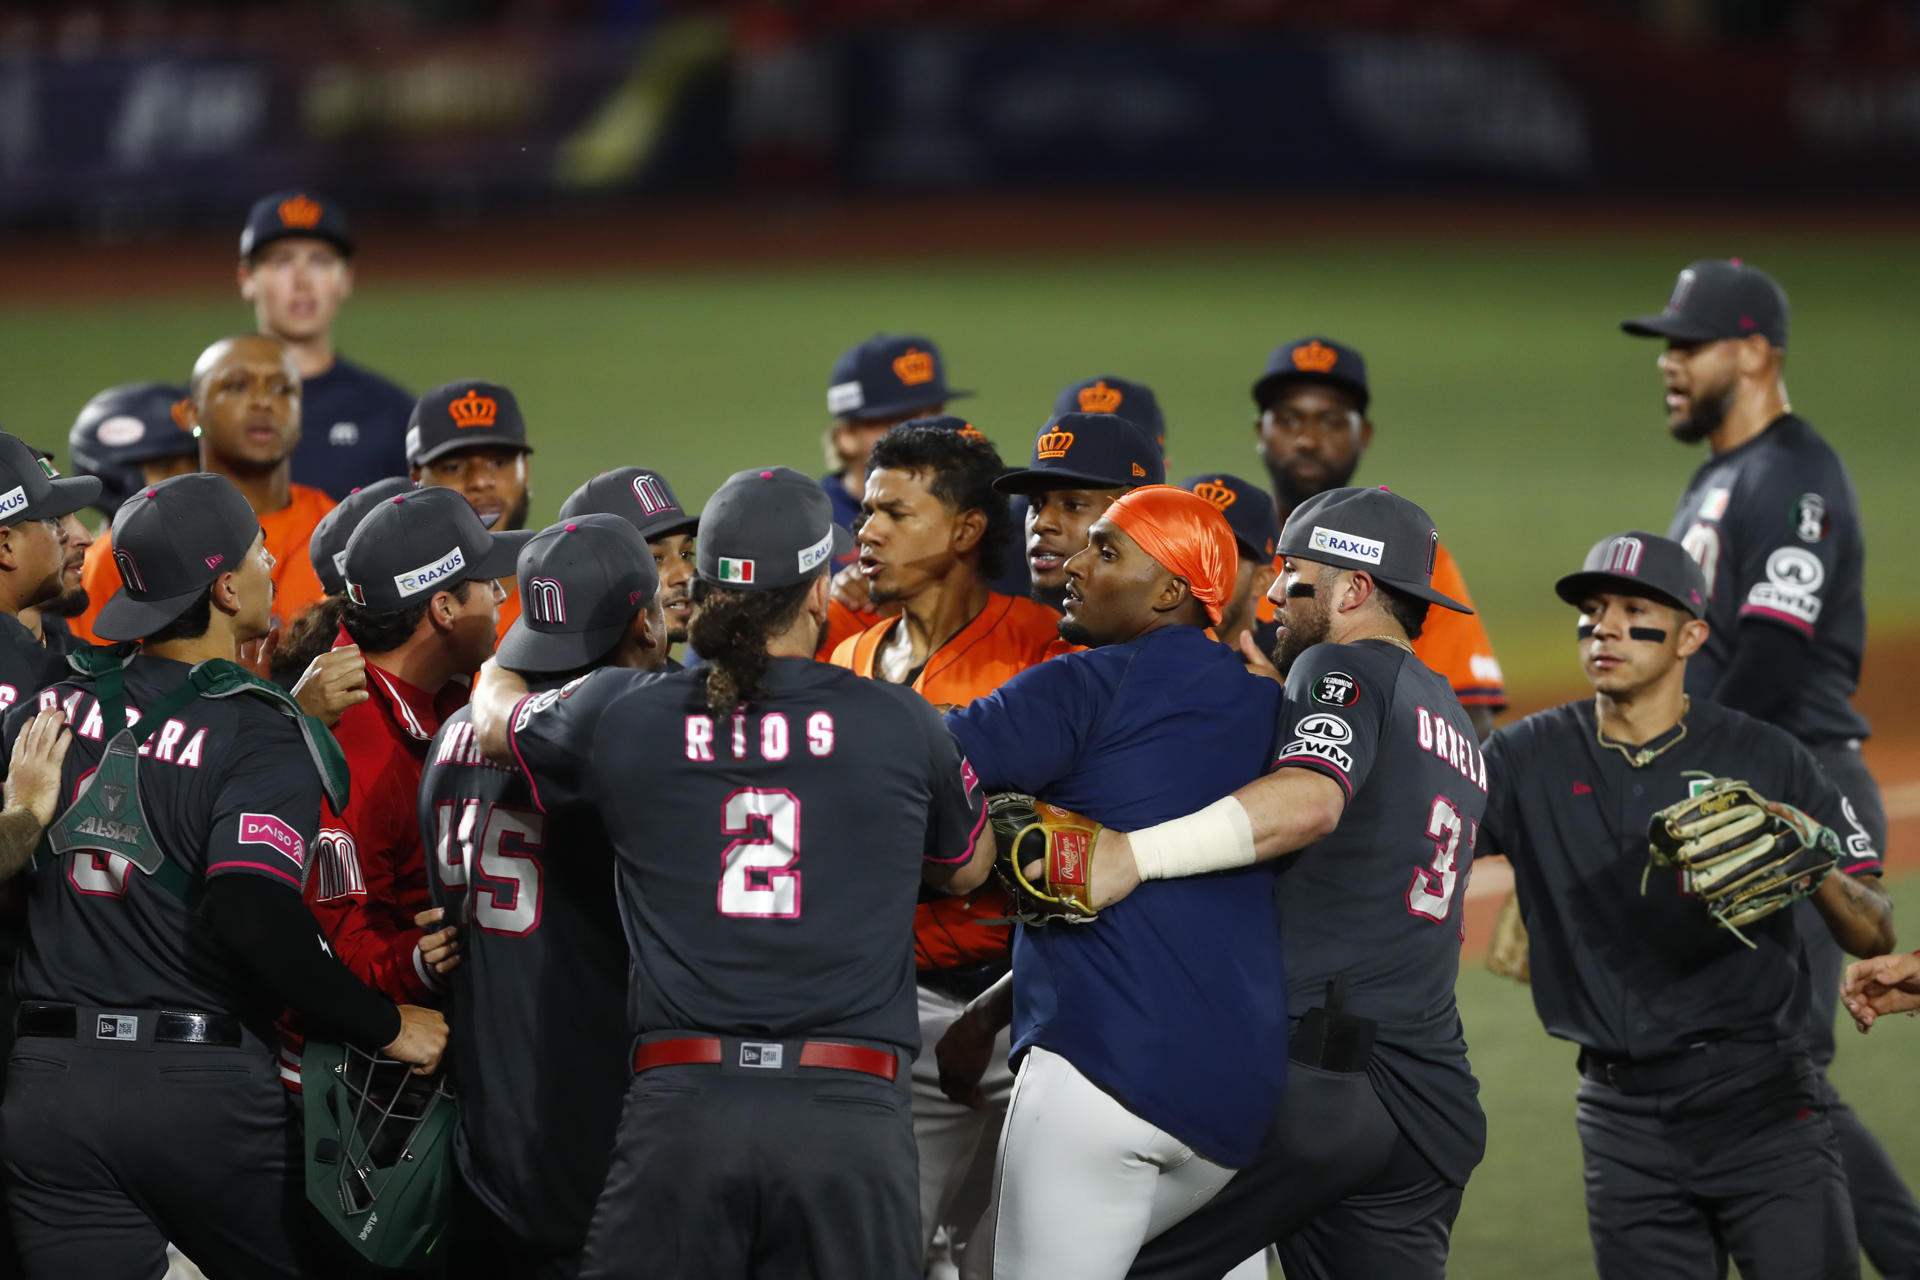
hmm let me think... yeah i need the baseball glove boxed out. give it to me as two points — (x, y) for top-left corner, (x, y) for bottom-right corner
(986, 792), (1102, 926)
(1646, 774), (1842, 946)
(1485, 892), (1531, 984)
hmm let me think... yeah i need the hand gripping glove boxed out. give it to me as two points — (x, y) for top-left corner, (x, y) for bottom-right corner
(986, 792), (1102, 926)
(1646, 773), (1842, 945)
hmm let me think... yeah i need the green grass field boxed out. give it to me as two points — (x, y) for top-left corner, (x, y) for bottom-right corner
(2, 229), (1917, 692)
(5, 229), (1918, 1278)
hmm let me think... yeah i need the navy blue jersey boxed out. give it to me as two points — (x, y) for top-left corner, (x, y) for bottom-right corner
(506, 660), (985, 1053)
(1267, 639), (1489, 1187)
(1669, 414), (1868, 743)
(294, 355), (413, 500)
(946, 624), (1285, 1168)
(1482, 697), (1878, 1061)
(422, 698), (629, 1255)
(1, 656), (322, 1024)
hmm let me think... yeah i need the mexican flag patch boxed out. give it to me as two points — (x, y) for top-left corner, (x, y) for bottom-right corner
(718, 557), (755, 583)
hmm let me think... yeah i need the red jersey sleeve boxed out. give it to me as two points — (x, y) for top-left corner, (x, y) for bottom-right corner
(305, 761), (437, 1004)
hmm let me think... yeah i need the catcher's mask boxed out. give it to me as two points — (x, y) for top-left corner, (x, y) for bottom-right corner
(303, 1041), (457, 1270)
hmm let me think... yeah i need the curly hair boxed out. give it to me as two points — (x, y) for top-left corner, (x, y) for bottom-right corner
(687, 577), (815, 710)
(866, 421), (1011, 579)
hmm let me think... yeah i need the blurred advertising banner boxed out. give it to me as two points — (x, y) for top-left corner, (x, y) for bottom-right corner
(2, 19), (1916, 228)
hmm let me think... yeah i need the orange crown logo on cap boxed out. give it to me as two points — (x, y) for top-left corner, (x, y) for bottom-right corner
(448, 389), (497, 429)
(1192, 480), (1237, 510)
(893, 348), (935, 386)
(956, 422), (986, 442)
(1291, 340), (1339, 374)
(278, 195), (323, 229)
(1036, 428), (1074, 460)
(1077, 381), (1124, 414)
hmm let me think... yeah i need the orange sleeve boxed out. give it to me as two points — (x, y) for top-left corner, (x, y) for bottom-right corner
(262, 486), (336, 631)
(829, 632), (858, 669)
(1412, 543), (1506, 709)
(494, 589), (523, 647)
(69, 532), (117, 645)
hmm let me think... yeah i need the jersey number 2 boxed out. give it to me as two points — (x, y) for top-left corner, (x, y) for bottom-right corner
(1406, 796), (1475, 924)
(434, 801), (545, 936)
(718, 788), (801, 919)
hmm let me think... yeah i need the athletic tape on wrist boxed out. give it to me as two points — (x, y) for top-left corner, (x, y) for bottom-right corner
(1129, 795), (1257, 881)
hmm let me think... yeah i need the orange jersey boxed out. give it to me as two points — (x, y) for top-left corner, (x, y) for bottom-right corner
(1256, 538), (1505, 709)
(832, 592), (1065, 970)
(817, 597), (878, 660)
(71, 483), (337, 645)
(495, 579), (522, 646)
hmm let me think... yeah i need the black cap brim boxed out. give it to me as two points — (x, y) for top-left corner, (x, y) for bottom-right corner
(636, 514), (700, 542)
(1252, 372), (1369, 414)
(474, 531), (536, 580)
(20, 475), (103, 523)
(495, 616), (632, 674)
(1620, 313), (1719, 342)
(244, 227), (355, 260)
(1383, 575), (1473, 614)
(411, 435), (534, 466)
(1554, 570), (1700, 617)
(993, 466), (1136, 496)
(844, 389), (973, 423)
(93, 581), (207, 642)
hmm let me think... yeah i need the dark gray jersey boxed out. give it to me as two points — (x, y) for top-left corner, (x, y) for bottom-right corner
(1482, 697), (1877, 1060)
(505, 658), (985, 1054)
(0, 611), (63, 717)
(1669, 414), (1869, 743)
(422, 697), (628, 1255)
(1271, 639), (1489, 1187)
(1, 656), (323, 1023)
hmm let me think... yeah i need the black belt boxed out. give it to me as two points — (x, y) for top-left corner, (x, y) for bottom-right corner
(15, 1001), (243, 1047)
(917, 959), (1010, 1004)
(1578, 1038), (1783, 1095)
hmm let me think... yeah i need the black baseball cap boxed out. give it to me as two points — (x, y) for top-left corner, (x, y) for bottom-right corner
(1621, 259), (1789, 349)
(1181, 473), (1280, 562)
(1555, 531), (1709, 619)
(309, 477), (416, 598)
(1252, 337), (1370, 414)
(1053, 376), (1166, 449)
(558, 467), (698, 541)
(993, 414), (1166, 496)
(405, 381), (534, 467)
(341, 486), (534, 612)
(827, 335), (971, 423)
(1278, 486), (1471, 613)
(239, 191), (355, 259)
(497, 515), (659, 673)
(697, 466), (853, 591)
(0, 431), (101, 527)
(95, 473), (258, 642)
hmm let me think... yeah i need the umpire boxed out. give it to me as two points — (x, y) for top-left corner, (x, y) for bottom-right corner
(1481, 532), (1893, 1280)
(1624, 258), (1920, 1274)
(0, 473), (446, 1279)
(468, 465), (996, 1279)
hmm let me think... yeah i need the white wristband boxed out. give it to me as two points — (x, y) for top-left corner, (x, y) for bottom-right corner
(1129, 795), (1257, 882)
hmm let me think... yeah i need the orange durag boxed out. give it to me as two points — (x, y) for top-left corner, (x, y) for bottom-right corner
(1104, 485), (1238, 627)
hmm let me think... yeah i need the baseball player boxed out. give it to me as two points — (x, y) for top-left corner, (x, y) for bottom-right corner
(1179, 473), (1280, 652)
(1622, 258), (1920, 1273)
(70, 335), (338, 655)
(465, 465), (995, 1279)
(67, 382), (201, 521)
(268, 475), (413, 696)
(423, 515), (668, 1278)
(407, 379), (536, 644)
(558, 465), (701, 668)
(17, 452), (97, 658)
(237, 190), (414, 499)
(997, 412), (1166, 611)
(1043, 487), (1488, 1280)
(0, 435), (96, 711)
(827, 418), (1063, 1274)
(1250, 337), (1505, 736)
(1477, 531), (1892, 1279)
(940, 486), (1286, 1279)
(0, 473), (445, 1278)
(288, 487), (529, 1088)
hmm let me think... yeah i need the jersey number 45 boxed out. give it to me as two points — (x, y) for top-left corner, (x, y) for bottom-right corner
(433, 800), (545, 935)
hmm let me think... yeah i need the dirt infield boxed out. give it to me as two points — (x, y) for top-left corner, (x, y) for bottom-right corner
(6, 195), (1920, 304)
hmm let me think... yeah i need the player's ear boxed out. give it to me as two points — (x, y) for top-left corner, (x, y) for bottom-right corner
(236, 259), (255, 302)
(1676, 615), (1709, 659)
(806, 571), (831, 621)
(0, 523), (18, 572)
(209, 570), (242, 617)
(950, 507), (986, 558)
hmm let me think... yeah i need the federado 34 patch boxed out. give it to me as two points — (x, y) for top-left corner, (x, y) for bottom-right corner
(1311, 671), (1360, 707)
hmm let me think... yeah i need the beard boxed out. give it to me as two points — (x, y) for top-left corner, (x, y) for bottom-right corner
(1057, 613), (1093, 647)
(1264, 454), (1359, 515)
(39, 585), (89, 618)
(501, 490), (532, 532)
(1273, 596), (1331, 676)
(1670, 384), (1733, 445)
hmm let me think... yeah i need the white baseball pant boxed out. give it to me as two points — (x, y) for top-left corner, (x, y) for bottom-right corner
(914, 981), (1017, 1274)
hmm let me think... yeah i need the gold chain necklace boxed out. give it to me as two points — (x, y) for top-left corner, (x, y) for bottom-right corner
(1596, 696), (1690, 769)
(1355, 633), (1416, 655)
